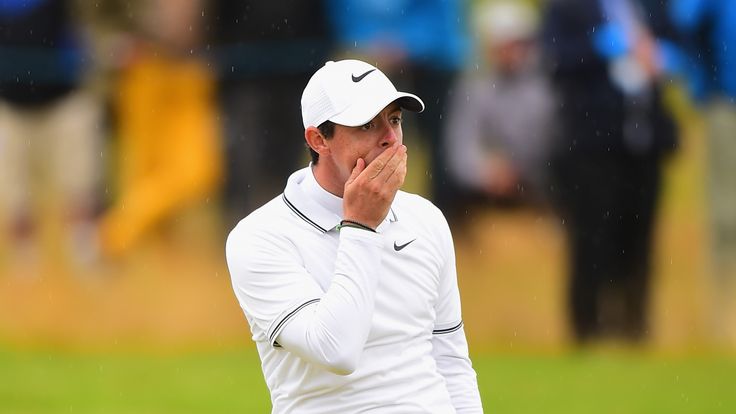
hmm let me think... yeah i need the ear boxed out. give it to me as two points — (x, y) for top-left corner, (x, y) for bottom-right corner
(305, 126), (330, 157)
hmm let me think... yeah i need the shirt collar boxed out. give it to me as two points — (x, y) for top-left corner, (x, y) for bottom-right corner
(282, 165), (397, 233)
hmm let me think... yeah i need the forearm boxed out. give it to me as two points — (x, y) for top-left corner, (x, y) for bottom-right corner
(276, 227), (383, 375)
(432, 326), (483, 413)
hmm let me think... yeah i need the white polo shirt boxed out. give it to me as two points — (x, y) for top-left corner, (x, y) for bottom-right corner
(226, 166), (482, 413)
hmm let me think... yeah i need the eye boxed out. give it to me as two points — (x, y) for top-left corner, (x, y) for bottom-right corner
(360, 122), (374, 131)
(390, 115), (402, 125)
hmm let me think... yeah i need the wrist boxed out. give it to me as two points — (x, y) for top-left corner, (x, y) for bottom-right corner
(338, 219), (377, 233)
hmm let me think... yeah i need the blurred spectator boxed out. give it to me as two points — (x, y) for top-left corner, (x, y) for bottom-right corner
(97, 0), (222, 258)
(541, 0), (679, 343)
(0, 0), (102, 266)
(443, 0), (555, 223)
(669, 0), (736, 344)
(207, 0), (332, 227)
(326, 0), (470, 213)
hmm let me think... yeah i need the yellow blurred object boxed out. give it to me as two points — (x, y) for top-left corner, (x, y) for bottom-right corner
(99, 49), (222, 257)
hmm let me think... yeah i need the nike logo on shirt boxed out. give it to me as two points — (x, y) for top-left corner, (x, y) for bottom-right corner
(394, 239), (416, 251)
(351, 69), (376, 82)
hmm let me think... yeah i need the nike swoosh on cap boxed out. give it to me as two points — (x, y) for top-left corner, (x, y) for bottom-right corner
(351, 69), (376, 82)
(394, 239), (416, 251)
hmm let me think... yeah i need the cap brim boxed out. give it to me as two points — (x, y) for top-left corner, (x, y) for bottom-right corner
(330, 92), (425, 127)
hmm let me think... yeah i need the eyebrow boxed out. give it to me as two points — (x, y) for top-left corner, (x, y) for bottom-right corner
(359, 105), (402, 127)
(385, 106), (402, 117)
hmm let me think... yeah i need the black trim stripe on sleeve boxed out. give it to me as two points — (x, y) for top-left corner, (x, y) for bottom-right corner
(269, 298), (321, 344)
(282, 194), (328, 233)
(432, 321), (463, 335)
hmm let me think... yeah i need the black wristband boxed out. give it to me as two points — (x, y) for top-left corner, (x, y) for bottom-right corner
(338, 219), (377, 233)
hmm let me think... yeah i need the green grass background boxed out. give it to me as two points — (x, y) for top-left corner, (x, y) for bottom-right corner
(2, 346), (734, 413)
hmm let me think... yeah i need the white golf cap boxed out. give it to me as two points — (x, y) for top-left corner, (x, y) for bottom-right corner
(301, 59), (425, 129)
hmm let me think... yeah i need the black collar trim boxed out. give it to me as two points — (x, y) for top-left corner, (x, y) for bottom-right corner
(282, 194), (328, 233)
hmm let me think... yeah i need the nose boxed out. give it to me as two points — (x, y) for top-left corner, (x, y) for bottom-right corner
(379, 124), (398, 148)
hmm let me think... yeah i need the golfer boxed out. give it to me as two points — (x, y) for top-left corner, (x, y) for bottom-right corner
(226, 59), (483, 413)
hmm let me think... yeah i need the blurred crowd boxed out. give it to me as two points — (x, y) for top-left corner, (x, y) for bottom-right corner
(0, 0), (734, 345)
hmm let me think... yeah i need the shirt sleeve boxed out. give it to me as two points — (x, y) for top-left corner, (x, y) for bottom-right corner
(431, 211), (483, 413)
(226, 223), (384, 375)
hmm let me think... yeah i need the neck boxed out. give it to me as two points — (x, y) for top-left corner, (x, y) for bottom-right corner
(311, 163), (345, 198)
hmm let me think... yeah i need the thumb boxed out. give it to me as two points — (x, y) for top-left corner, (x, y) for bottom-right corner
(345, 158), (366, 187)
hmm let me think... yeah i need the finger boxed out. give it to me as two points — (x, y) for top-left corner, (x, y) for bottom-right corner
(346, 158), (366, 187)
(376, 145), (406, 182)
(385, 152), (408, 186)
(386, 151), (407, 183)
(366, 143), (400, 179)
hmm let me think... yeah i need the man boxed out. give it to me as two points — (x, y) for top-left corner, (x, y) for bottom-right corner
(208, 0), (332, 226)
(97, 0), (222, 258)
(0, 0), (101, 265)
(226, 59), (483, 413)
(541, 0), (678, 342)
(444, 0), (555, 219)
